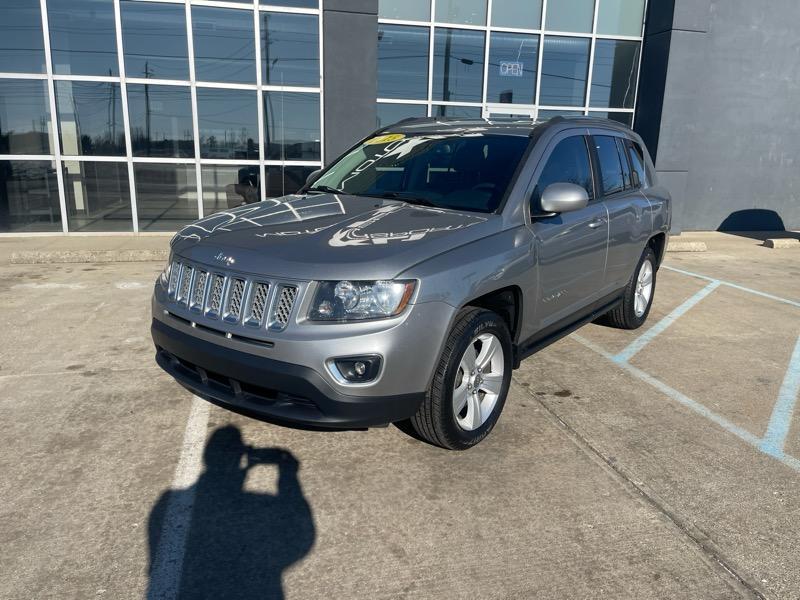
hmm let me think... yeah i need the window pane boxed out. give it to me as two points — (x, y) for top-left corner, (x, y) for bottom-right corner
(193, 7), (255, 84)
(0, 160), (60, 232)
(539, 36), (590, 107)
(433, 105), (482, 118)
(487, 32), (538, 105)
(379, 0), (430, 21)
(538, 109), (583, 119)
(260, 0), (318, 8)
(265, 165), (316, 198)
(615, 137), (632, 189)
(121, 1), (189, 81)
(532, 136), (593, 206)
(545, 0), (594, 33)
(264, 92), (320, 160)
(0, 0), (46, 73)
(435, 0), (487, 26)
(48, 0), (118, 76)
(590, 40), (640, 109)
(432, 28), (485, 103)
(261, 12), (319, 87)
(376, 103), (427, 128)
(378, 25), (429, 100)
(197, 88), (258, 160)
(127, 84), (194, 158)
(490, 0), (541, 29)
(597, 0), (645, 37)
(625, 139), (647, 187)
(202, 165), (260, 215)
(0, 80), (52, 155)
(63, 160), (132, 231)
(593, 135), (625, 195)
(56, 81), (126, 156)
(134, 163), (198, 231)
(589, 111), (633, 126)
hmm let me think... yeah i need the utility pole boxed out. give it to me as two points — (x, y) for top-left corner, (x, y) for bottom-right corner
(144, 61), (154, 155)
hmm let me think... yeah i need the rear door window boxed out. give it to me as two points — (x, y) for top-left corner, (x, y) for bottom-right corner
(615, 137), (633, 190)
(593, 135), (625, 196)
(531, 135), (594, 209)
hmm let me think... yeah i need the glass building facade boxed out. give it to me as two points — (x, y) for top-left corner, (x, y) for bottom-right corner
(0, 0), (645, 234)
(376, 0), (644, 126)
(0, 0), (322, 233)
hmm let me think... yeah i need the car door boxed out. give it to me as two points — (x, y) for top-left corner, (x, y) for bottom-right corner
(525, 132), (609, 335)
(589, 131), (652, 293)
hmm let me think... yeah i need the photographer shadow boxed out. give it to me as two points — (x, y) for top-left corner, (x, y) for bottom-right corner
(148, 426), (315, 600)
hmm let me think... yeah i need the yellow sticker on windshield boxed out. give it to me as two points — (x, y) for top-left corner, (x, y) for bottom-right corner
(364, 133), (405, 145)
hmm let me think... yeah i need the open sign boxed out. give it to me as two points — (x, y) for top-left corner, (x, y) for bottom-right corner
(499, 61), (524, 77)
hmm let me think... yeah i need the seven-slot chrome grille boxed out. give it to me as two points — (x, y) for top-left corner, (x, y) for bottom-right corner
(167, 260), (298, 331)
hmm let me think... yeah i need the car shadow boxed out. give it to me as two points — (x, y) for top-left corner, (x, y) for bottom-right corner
(718, 209), (800, 241)
(147, 426), (315, 600)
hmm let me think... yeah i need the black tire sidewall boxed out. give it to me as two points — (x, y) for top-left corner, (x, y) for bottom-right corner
(439, 311), (513, 447)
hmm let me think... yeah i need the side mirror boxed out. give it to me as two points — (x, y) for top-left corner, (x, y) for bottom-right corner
(306, 168), (322, 185)
(540, 182), (589, 214)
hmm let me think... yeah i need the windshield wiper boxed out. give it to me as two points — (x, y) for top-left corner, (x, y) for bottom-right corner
(377, 192), (436, 207)
(306, 185), (345, 194)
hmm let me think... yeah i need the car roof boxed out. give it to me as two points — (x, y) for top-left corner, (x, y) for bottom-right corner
(384, 115), (635, 138)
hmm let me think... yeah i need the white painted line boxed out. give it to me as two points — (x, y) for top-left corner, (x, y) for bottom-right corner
(147, 396), (210, 600)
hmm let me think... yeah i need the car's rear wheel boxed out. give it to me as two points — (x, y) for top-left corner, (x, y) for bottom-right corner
(409, 308), (512, 450)
(598, 246), (657, 329)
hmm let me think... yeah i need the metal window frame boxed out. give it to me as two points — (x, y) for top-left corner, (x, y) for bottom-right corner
(0, 0), (324, 235)
(376, 0), (646, 123)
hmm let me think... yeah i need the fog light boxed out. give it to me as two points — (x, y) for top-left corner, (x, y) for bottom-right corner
(332, 356), (381, 383)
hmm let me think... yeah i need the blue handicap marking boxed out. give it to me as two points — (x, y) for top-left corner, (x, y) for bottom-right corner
(760, 334), (800, 455)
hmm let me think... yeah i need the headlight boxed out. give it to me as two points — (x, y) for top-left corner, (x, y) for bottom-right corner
(308, 280), (416, 321)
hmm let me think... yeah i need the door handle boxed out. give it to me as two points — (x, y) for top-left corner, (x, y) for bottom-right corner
(588, 218), (605, 229)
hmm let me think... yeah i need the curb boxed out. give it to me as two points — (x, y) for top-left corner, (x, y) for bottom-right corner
(666, 241), (707, 253)
(763, 238), (800, 249)
(10, 249), (169, 264)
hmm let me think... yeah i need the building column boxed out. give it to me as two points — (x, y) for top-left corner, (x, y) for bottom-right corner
(322, 0), (378, 164)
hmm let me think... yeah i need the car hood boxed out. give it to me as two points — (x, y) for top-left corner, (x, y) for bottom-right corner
(170, 193), (498, 280)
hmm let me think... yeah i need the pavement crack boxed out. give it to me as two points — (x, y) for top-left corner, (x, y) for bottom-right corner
(514, 377), (766, 600)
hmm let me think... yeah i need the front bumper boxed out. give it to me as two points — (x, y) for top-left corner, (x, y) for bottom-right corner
(152, 318), (426, 428)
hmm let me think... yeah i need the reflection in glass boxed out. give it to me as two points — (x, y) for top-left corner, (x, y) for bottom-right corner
(134, 163), (198, 231)
(48, 0), (118, 76)
(433, 105), (482, 118)
(590, 40), (640, 109)
(193, 7), (255, 84)
(376, 103), (427, 128)
(490, 0), (541, 30)
(597, 0), (645, 37)
(539, 36), (590, 107)
(545, 0), (594, 33)
(121, 1), (189, 80)
(264, 92), (320, 160)
(127, 84), (194, 158)
(378, 0), (430, 21)
(378, 25), (429, 100)
(588, 111), (633, 126)
(0, 0), (46, 73)
(538, 109), (583, 119)
(0, 160), (60, 232)
(435, 0), (487, 26)
(197, 88), (258, 160)
(433, 28), (485, 103)
(261, 12), (319, 87)
(487, 33), (538, 105)
(259, 0), (318, 7)
(264, 165), (316, 198)
(202, 165), (260, 215)
(55, 81), (126, 156)
(63, 161), (132, 232)
(0, 80), (52, 155)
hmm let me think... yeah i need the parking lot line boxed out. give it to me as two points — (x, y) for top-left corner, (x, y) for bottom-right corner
(614, 280), (721, 363)
(760, 335), (800, 455)
(572, 333), (800, 474)
(147, 396), (210, 600)
(664, 265), (800, 308)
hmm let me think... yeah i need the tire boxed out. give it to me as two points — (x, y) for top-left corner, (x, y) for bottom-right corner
(409, 308), (513, 450)
(598, 246), (657, 330)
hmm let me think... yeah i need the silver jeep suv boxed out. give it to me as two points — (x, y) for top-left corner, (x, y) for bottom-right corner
(152, 117), (670, 449)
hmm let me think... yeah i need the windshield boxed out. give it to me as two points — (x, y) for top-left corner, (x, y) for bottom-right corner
(310, 132), (530, 213)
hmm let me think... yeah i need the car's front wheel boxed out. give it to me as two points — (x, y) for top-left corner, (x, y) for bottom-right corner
(409, 308), (512, 450)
